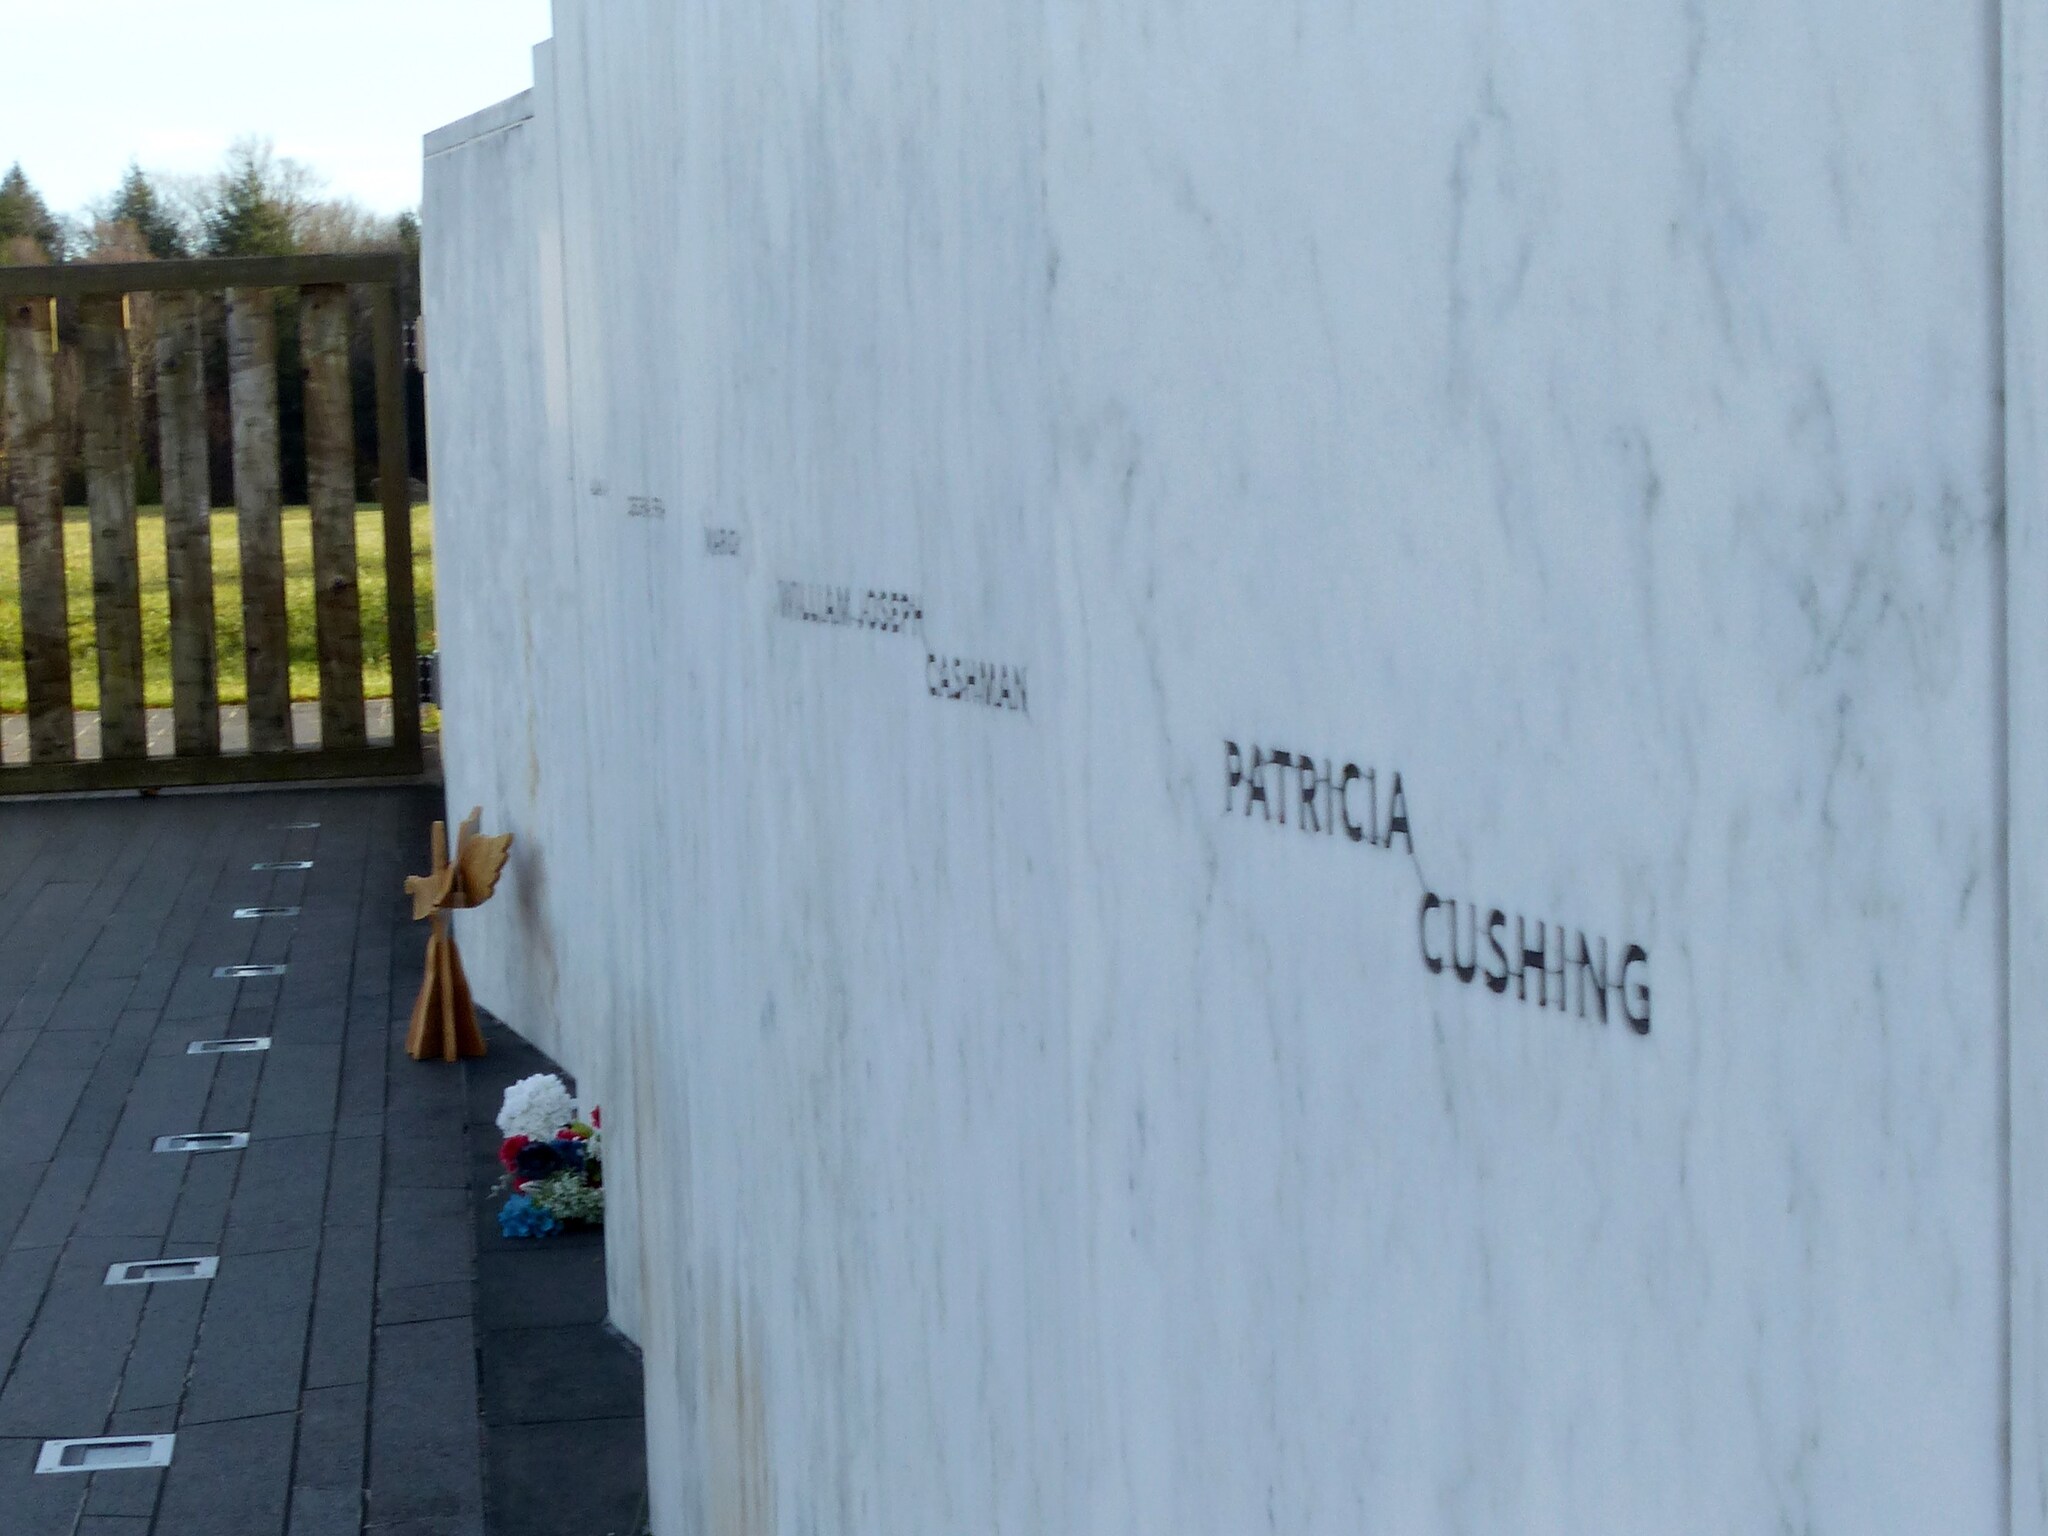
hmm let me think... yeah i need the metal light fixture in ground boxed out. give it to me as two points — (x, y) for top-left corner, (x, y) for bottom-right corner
(104, 1257), (218, 1286)
(152, 1132), (250, 1153)
(36, 1437), (175, 1473)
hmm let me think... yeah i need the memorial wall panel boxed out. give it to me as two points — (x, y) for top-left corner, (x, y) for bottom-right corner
(425, 2), (2033, 1529)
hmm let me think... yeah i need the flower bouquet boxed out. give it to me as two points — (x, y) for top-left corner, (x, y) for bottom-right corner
(493, 1072), (603, 1238)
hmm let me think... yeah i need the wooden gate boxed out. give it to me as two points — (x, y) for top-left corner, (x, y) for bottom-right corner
(0, 254), (424, 793)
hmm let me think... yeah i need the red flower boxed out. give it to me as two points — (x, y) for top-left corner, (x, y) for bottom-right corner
(498, 1135), (531, 1172)
(590, 1106), (602, 1129)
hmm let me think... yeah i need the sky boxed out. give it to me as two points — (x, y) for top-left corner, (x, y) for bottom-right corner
(0, 0), (556, 218)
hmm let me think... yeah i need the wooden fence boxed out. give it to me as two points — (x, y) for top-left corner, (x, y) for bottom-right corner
(0, 255), (423, 793)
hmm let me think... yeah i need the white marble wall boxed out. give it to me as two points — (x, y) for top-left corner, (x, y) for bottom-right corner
(424, 1), (2038, 1529)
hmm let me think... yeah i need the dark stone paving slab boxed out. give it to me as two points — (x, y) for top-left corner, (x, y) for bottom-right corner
(365, 1317), (482, 1527)
(486, 1418), (648, 1536)
(115, 1282), (211, 1413)
(154, 1412), (296, 1536)
(182, 1245), (319, 1424)
(474, 1244), (610, 1330)
(480, 1325), (645, 1425)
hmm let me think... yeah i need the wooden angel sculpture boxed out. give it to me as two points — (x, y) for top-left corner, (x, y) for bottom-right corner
(404, 806), (513, 1062)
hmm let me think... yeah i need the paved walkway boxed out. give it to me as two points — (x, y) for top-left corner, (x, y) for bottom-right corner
(465, 1024), (646, 1536)
(0, 703), (398, 765)
(0, 786), (484, 1536)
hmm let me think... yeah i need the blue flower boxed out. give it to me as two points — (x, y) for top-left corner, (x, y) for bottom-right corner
(498, 1194), (559, 1239)
(550, 1137), (587, 1171)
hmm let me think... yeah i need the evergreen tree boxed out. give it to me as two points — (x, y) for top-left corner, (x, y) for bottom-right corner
(200, 140), (299, 258)
(109, 163), (186, 259)
(0, 163), (63, 260)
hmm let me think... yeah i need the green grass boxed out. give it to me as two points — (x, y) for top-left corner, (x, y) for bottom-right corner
(0, 504), (435, 714)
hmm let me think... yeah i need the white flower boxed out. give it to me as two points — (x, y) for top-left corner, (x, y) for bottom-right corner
(497, 1073), (576, 1141)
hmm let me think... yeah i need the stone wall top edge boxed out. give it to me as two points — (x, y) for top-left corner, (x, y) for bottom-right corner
(425, 89), (538, 160)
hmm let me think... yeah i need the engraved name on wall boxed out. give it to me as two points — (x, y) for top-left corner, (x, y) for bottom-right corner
(1225, 740), (1651, 1035)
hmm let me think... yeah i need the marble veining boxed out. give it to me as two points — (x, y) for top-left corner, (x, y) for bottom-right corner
(423, 0), (2025, 1529)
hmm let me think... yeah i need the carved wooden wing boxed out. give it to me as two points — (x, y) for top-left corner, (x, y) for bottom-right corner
(455, 834), (512, 908)
(454, 820), (513, 909)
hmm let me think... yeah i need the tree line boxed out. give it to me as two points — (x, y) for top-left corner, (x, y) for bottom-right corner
(0, 139), (426, 509)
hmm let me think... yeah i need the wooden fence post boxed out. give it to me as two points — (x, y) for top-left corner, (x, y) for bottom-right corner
(371, 284), (421, 763)
(227, 288), (292, 752)
(78, 294), (147, 760)
(155, 291), (219, 756)
(3, 296), (74, 764)
(301, 284), (366, 751)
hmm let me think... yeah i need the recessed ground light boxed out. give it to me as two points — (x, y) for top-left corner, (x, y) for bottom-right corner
(213, 964), (286, 979)
(187, 1037), (270, 1056)
(152, 1132), (250, 1153)
(36, 1436), (176, 1473)
(272, 821), (321, 829)
(232, 906), (300, 920)
(104, 1257), (218, 1286)
(250, 861), (313, 871)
